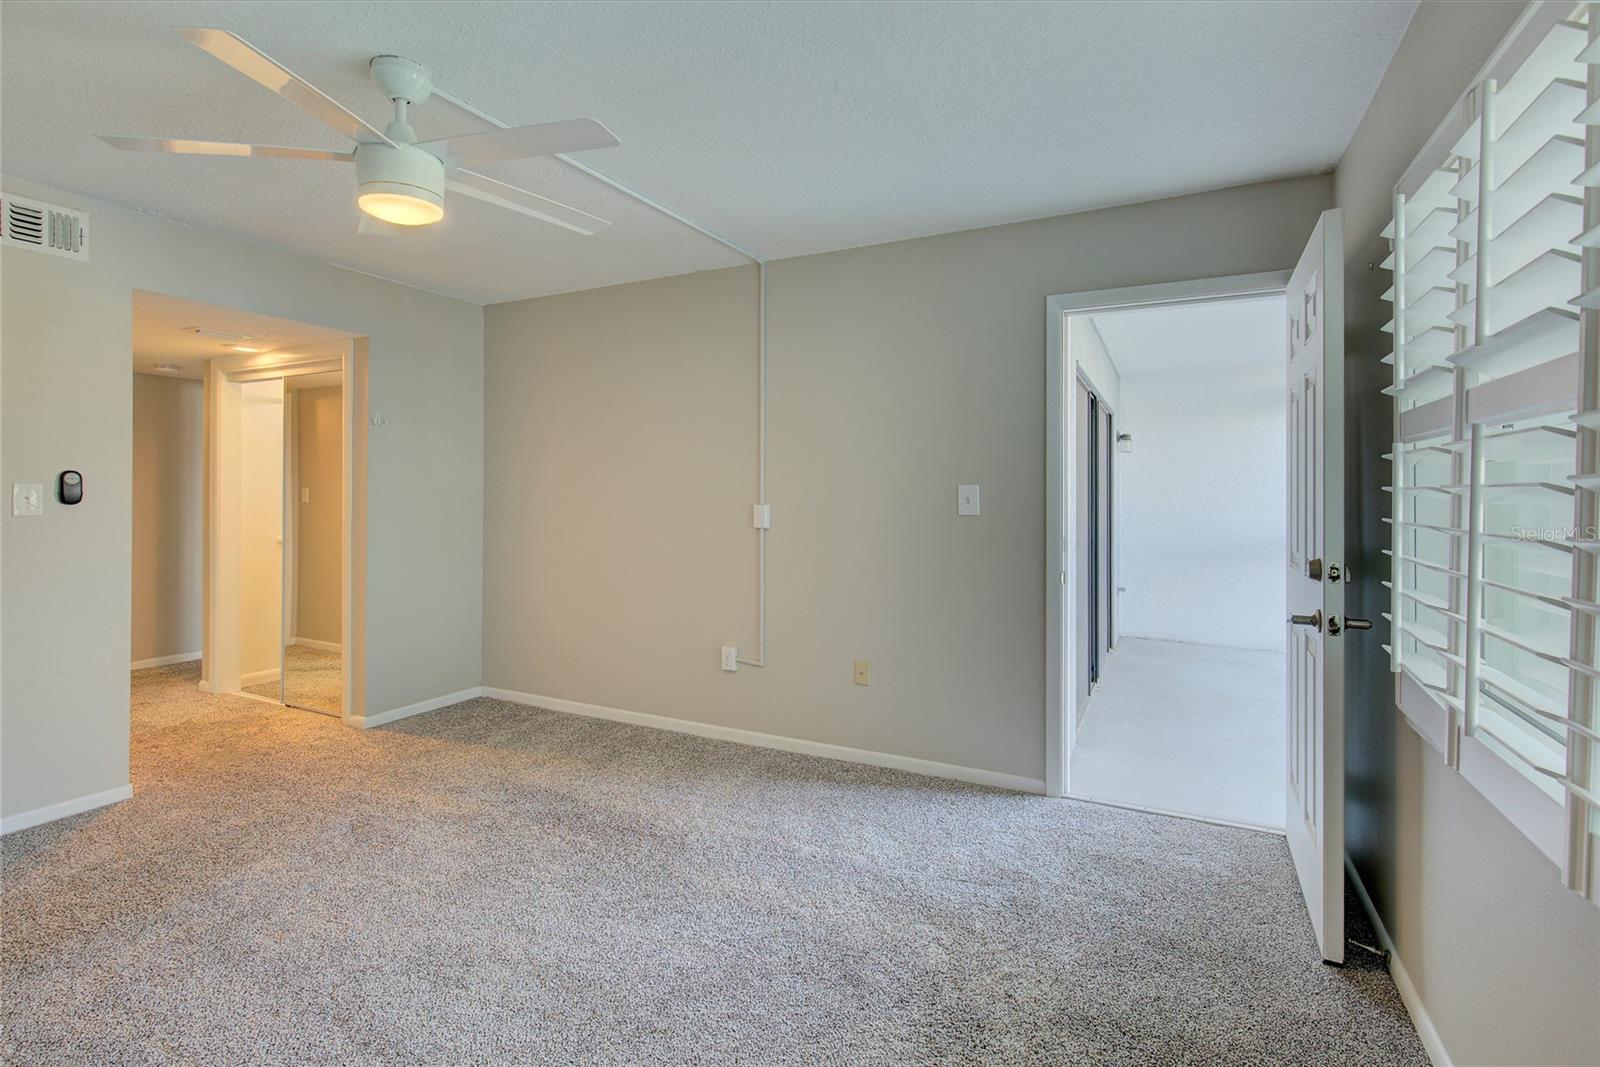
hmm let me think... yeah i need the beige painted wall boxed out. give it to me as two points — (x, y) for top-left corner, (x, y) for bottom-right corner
(239, 379), (284, 682)
(484, 174), (1330, 782)
(130, 373), (202, 665)
(295, 385), (342, 646)
(1, 177), (483, 823)
(1333, 3), (1600, 1064)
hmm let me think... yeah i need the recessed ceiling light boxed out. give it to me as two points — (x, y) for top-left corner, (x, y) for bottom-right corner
(186, 326), (254, 342)
(153, 362), (180, 372)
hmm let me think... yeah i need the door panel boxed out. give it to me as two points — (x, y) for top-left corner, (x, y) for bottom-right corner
(1076, 381), (1093, 723)
(1098, 408), (1113, 659)
(1286, 210), (1346, 964)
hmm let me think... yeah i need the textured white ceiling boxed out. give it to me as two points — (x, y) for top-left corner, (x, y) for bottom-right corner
(2, 1), (1414, 305)
(1090, 295), (1287, 379)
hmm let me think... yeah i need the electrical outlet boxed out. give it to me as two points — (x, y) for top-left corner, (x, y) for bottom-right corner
(721, 646), (739, 672)
(854, 658), (870, 686)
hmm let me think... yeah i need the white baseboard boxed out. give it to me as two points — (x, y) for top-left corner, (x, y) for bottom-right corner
(2, 784), (133, 835)
(480, 687), (1046, 794)
(131, 651), (200, 670)
(1345, 854), (1450, 1067)
(348, 686), (483, 730)
(241, 668), (280, 686)
(292, 637), (341, 653)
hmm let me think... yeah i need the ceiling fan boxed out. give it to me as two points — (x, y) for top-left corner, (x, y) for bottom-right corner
(100, 28), (618, 236)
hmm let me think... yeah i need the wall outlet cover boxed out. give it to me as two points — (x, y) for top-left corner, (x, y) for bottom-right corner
(721, 646), (739, 672)
(853, 658), (870, 686)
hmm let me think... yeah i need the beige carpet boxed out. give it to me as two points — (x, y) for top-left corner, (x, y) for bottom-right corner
(0, 662), (1426, 1065)
(243, 643), (343, 713)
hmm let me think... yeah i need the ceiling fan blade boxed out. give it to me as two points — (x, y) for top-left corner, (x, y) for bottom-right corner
(447, 169), (610, 235)
(419, 118), (618, 168)
(177, 27), (394, 147)
(99, 135), (354, 161)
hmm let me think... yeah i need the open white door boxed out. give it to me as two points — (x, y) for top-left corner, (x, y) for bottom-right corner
(1286, 209), (1356, 965)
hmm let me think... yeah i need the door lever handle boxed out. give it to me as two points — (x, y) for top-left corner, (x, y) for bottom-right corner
(1289, 611), (1323, 631)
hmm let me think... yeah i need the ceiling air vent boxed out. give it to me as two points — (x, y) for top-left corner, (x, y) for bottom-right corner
(1, 194), (90, 261)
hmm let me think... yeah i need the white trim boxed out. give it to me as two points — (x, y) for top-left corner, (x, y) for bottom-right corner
(291, 636), (341, 653)
(1345, 854), (1451, 1067)
(1, 784), (133, 835)
(1044, 270), (1293, 798)
(130, 651), (201, 670)
(347, 686), (483, 730)
(482, 687), (1047, 794)
(240, 667), (280, 687)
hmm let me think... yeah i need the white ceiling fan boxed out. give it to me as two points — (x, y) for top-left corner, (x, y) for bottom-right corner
(100, 27), (619, 236)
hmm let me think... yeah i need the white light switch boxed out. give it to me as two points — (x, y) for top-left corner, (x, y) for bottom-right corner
(12, 483), (43, 517)
(957, 484), (980, 516)
(301, 487), (311, 504)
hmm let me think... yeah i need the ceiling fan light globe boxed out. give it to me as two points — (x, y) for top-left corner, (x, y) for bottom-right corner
(353, 142), (447, 226)
(358, 189), (444, 226)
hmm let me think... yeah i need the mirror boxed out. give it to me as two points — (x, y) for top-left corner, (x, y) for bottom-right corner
(281, 371), (344, 715)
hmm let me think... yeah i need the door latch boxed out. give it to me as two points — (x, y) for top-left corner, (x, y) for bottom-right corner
(1327, 615), (1372, 637)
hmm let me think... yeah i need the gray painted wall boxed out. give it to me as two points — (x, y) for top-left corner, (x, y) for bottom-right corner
(1333, 3), (1600, 1064)
(483, 175), (1330, 783)
(130, 372), (203, 665)
(1, 177), (484, 822)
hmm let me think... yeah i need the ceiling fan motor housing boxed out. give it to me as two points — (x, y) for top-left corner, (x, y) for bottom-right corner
(354, 142), (446, 215)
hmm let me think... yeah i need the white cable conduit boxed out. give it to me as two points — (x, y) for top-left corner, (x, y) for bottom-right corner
(435, 89), (770, 667)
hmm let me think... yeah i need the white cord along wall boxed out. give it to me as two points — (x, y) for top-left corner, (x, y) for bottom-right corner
(435, 89), (771, 668)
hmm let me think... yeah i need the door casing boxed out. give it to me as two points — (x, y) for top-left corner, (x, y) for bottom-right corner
(1044, 271), (1292, 797)
(202, 342), (368, 724)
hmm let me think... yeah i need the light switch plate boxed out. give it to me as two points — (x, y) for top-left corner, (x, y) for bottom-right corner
(721, 646), (739, 672)
(957, 484), (980, 516)
(12, 483), (43, 517)
(853, 658), (870, 686)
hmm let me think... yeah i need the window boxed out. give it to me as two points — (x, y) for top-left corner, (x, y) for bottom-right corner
(1385, 1), (1599, 897)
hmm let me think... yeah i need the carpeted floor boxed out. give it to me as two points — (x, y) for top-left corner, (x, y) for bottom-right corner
(243, 643), (343, 713)
(0, 663), (1426, 1065)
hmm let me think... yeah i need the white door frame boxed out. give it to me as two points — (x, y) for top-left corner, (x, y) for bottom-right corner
(1044, 271), (1292, 797)
(202, 341), (367, 723)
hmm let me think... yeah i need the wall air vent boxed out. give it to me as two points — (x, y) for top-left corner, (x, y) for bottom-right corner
(1, 194), (90, 261)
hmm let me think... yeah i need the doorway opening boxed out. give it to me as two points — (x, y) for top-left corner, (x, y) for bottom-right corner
(130, 291), (366, 721)
(1045, 274), (1291, 831)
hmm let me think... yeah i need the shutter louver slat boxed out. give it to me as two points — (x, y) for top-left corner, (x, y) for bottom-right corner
(1388, 3), (1600, 863)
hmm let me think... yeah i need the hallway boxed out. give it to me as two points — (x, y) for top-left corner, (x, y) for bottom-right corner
(1070, 638), (1286, 830)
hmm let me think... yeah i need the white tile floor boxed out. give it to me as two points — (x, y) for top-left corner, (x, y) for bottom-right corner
(1069, 637), (1286, 830)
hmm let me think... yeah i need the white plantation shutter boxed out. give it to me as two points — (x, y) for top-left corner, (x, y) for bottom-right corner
(1385, 1), (1599, 896)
